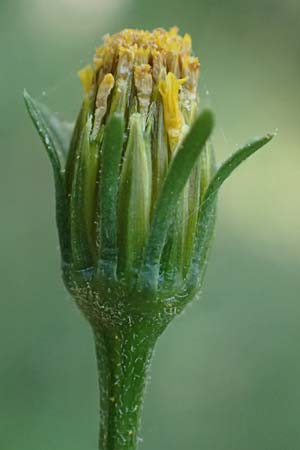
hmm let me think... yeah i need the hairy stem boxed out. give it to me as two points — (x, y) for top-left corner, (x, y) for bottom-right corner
(93, 320), (156, 450)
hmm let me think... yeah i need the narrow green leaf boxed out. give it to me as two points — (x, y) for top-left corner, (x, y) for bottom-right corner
(151, 101), (169, 214)
(186, 133), (274, 292)
(200, 139), (217, 203)
(23, 89), (71, 262)
(183, 139), (216, 275)
(65, 104), (88, 196)
(97, 114), (125, 278)
(118, 113), (151, 279)
(36, 101), (73, 159)
(84, 136), (103, 249)
(24, 90), (62, 172)
(160, 186), (189, 289)
(204, 134), (274, 205)
(24, 91), (72, 164)
(70, 117), (94, 269)
(185, 196), (217, 293)
(140, 109), (214, 288)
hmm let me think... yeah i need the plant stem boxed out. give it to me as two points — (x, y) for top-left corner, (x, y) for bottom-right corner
(94, 320), (156, 450)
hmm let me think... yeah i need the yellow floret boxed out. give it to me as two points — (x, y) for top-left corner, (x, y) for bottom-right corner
(91, 73), (115, 139)
(134, 64), (153, 120)
(78, 65), (94, 95)
(159, 72), (187, 151)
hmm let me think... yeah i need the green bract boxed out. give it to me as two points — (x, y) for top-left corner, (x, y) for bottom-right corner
(24, 27), (273, 450)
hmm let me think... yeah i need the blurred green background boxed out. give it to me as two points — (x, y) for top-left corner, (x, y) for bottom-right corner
(1, 0), (299, 449)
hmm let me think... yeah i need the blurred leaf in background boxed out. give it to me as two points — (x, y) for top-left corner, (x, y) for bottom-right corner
(0, 0), (299, 449)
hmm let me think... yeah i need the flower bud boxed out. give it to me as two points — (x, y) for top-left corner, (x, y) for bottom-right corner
(65, 27), (211, 303)
(24, 27), (273, 330)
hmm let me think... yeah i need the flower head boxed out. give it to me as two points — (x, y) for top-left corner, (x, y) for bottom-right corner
(65, 27), (210, 306)
(24, 27), (273, 331)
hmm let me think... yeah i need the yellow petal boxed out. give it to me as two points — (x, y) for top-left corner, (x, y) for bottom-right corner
(159, 72), (186, 151)
(78, 65), (94, 95)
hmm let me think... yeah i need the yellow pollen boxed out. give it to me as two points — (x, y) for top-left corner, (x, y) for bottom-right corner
(78, 28), (200, 150)
(159, 72), (187, 151)
(135, 46), (150, 65)
(94, 27), (194, 75)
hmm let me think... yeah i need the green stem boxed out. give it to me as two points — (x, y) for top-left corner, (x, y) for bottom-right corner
(93, 320), (156, 450)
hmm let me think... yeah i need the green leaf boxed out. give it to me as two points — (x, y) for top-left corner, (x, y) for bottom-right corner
(70, 117), (94, 269)
(97, 113), (125, 279)
(204, 134), (274, 205)
(160, 186), (189, 289)
(140, 109), (214, 289)
(65, 104), (88, 196)
(185, 195), (217, 293)
(38, 103), (73, 160)
(24, 91), (73, 163)
(117, 113), (152, 280)
(185, 133), (274, 292)
(151, 101), (169, 211)
(23, 89), (71, 262)
(200, 139), (217, 203)
(184, 139), (217, 276)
